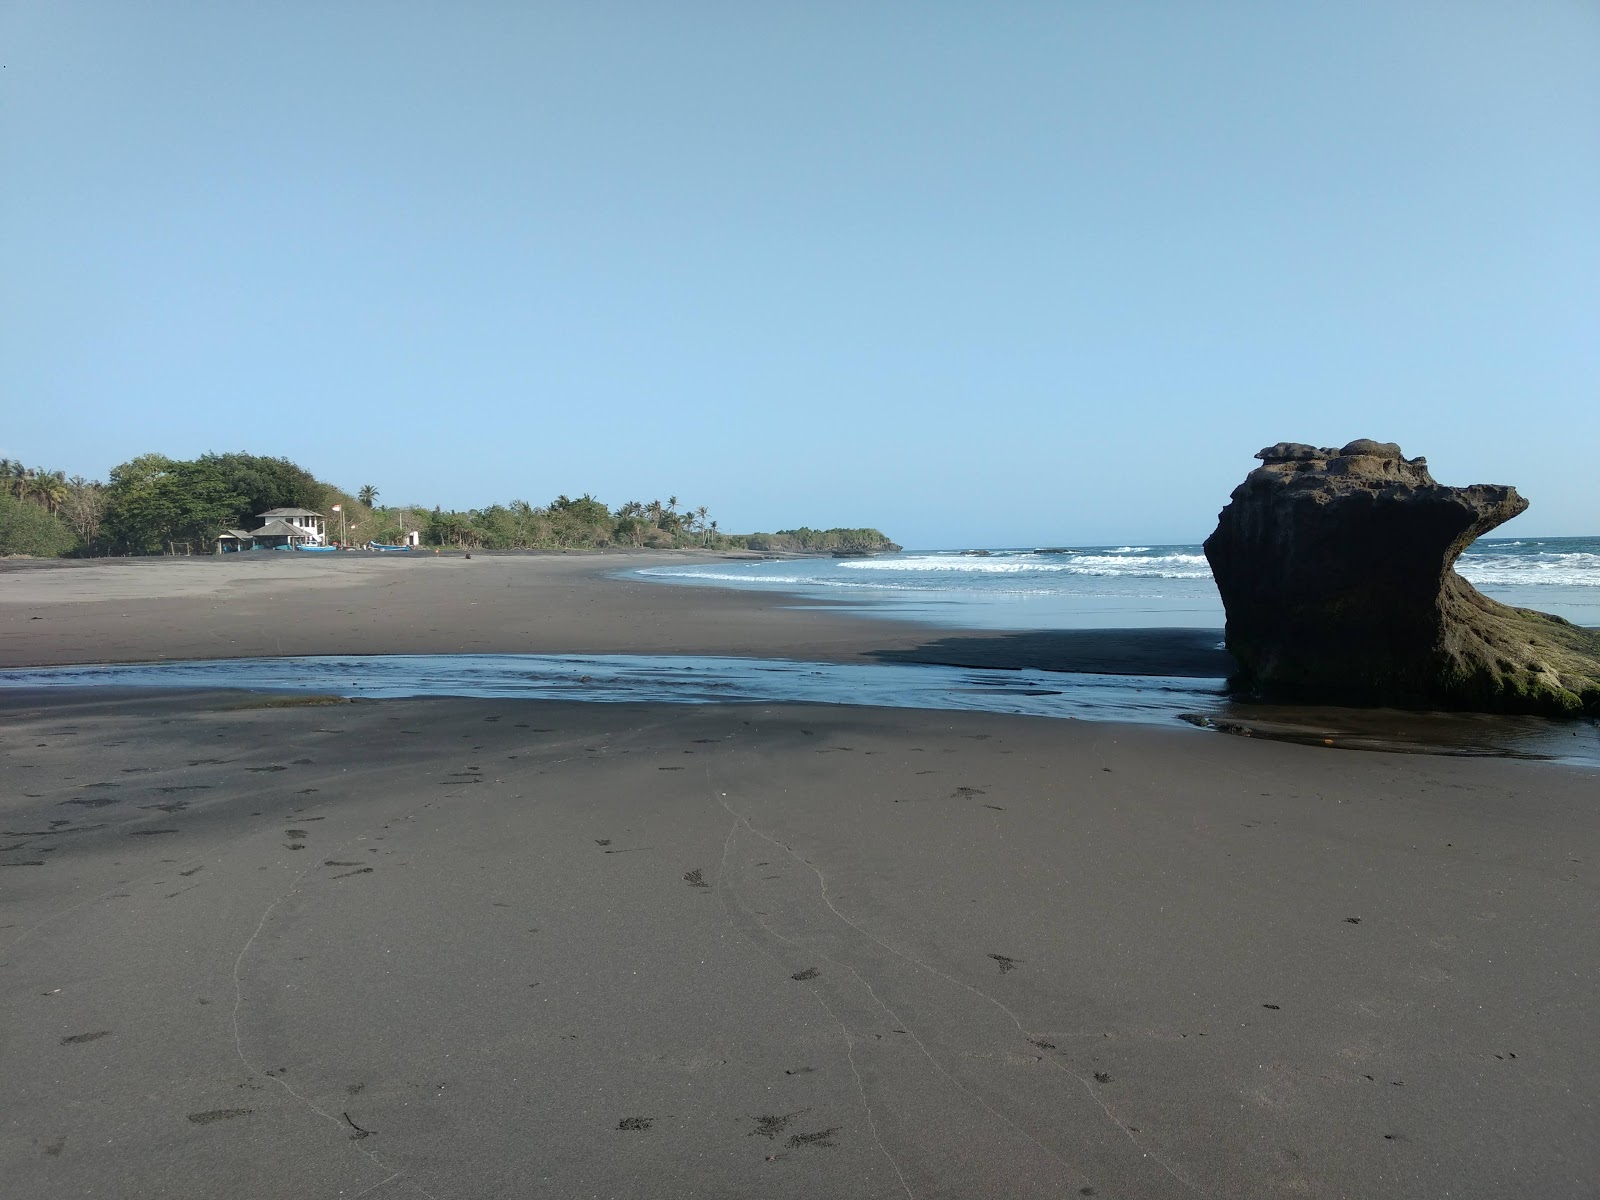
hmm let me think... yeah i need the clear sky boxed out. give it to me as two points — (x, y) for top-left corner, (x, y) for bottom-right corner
(3, 2), (1596, 548)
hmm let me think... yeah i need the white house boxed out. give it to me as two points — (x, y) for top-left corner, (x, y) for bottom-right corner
(250, 507), (327, 548)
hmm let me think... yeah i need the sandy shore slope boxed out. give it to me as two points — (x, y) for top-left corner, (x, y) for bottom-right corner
(3, 554), (1596, 1197)
(2, 689), (1597, 1199)
(0, 552), (1234, 676)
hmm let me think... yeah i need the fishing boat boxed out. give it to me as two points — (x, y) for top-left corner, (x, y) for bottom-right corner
(294, 544), (340, 553)
(366, 541), (412, 553)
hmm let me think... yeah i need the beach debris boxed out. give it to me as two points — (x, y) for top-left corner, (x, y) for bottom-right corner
(683, 868), (708, 888)
(988, 953), (1022, 974)
(1205, 440), (1600, 715)
(617, 1116), (653, 1131)
(790, 967), (820, 981)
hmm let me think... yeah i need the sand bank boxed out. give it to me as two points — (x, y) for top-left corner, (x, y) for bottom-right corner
(0, 552), (1233, 676)
(2, 689), (1596, 1198)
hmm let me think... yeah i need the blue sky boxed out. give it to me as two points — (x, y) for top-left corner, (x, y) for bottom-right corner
(3, 2), (1596, 548)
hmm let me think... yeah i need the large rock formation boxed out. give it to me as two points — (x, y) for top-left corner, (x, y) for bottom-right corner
(1204, 440), (1600, 716)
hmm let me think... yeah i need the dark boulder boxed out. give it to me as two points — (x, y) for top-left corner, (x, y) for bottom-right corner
(1203, 441), (1600, 716)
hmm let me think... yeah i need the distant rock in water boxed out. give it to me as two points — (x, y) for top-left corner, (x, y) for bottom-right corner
(1204, 440), (1600, 716)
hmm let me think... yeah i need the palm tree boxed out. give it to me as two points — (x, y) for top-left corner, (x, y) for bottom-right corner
(667, 495), (679, 514)
(2, 460), (29, 500)
(358, 484), (378, 507)
(36, 470), (68, 513)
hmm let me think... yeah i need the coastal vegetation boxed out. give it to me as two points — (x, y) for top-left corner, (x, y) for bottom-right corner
(0, 454), (897, 558)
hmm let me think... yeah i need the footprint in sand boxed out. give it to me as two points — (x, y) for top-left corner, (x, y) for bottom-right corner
(748, 1110), (807, 1140)
(786, 1127), (841, 1149)
(187, 1109), (252, 1125)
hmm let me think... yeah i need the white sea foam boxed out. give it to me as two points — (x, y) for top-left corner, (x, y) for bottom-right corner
(635, 568), (816, 585)
(635, 540), (1600, 638)
(634, 565), (1071, 595)
(835, 553), (1211, 579)
(1456, 552), (1600, 588)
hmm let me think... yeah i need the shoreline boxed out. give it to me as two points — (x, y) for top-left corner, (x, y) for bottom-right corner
(0, 549), (1234, 677)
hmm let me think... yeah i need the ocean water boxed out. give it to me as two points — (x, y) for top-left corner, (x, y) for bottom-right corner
(633, 536), (1600, 631)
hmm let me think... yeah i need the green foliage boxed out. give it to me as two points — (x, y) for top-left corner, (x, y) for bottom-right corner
(98, 451), (345, 554)
(198, 452), (328, 518)
(102, 454), (247, 554)
(736, 527), (899, 553)
(0, 494), (78, 556)
(6, 449), (897, 558)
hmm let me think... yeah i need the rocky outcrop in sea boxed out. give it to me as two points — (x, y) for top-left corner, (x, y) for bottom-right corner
(1203, 439), (1600, 716)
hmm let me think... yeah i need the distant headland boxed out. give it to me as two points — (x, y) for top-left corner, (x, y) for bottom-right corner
(0, 453), (899, 559)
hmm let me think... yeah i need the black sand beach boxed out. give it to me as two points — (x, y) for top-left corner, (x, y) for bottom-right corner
(2, 554), (1598, 1198)
(0, 552), (1233, 678)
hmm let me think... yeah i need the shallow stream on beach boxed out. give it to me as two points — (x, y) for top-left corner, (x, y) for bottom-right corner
(3, 654), (1596, 767)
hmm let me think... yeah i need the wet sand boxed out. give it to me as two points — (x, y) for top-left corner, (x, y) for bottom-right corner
(2, 555), (1598, 1198)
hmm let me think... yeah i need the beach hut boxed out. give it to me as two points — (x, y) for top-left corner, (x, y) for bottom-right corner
(216, 529), (255, 553)
(256, 507), (327, 545)
(250, 519), (316, 550)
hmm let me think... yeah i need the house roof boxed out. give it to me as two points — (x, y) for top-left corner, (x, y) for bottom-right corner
(220, 529), (254, 540)
(251, 520), (309, 538)
(258, 507), (322, 518)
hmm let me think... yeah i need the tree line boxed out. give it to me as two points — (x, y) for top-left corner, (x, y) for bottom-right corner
(0, 454), (897, 557)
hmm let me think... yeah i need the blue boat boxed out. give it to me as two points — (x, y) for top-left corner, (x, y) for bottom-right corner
(295, 544), (340, 553)
(366, 541), (412, 553)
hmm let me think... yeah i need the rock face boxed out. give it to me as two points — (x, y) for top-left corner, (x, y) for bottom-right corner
(1204, 440), (1600, 716)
